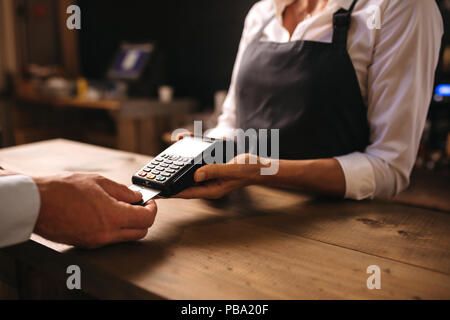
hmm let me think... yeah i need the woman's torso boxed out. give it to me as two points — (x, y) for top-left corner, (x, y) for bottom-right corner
(238, 0), (390, 107)
(235, 0), (373, 159)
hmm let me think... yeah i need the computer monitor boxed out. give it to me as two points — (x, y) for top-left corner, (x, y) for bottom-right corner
(107, 43), (155, 82)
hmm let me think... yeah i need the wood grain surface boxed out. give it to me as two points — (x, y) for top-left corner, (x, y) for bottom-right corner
(0, 139), (449, 299)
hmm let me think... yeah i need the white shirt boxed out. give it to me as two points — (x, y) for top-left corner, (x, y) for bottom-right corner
(207, 0), (443, 199)
(0, 175), (40, 248)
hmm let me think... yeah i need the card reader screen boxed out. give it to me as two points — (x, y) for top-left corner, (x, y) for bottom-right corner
(164, 137), (212, 158)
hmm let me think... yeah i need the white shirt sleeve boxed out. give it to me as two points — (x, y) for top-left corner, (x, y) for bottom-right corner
(336, 0), (443, 199)
(0, 175), (41, 248)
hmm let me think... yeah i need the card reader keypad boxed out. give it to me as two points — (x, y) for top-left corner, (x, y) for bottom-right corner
(137, 154), (193, 183)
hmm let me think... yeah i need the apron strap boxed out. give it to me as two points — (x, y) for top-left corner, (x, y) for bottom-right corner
(332, 0), (358, 48)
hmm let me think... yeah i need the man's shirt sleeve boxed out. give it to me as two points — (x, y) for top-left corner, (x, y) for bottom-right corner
(0, 175), (41, 248)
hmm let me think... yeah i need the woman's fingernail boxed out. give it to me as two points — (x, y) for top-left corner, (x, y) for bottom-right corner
(196, 172), (206, 182)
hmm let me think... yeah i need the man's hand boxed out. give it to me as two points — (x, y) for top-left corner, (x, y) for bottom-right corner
(33, 173), (157, 249)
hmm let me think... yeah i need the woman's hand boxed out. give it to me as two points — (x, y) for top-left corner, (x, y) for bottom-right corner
(176, 154), (263, 199)
(176, 131), (194, 140)
(175, 132), (230, 141)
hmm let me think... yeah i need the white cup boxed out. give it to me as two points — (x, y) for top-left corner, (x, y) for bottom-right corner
(159, 86), (174, 103)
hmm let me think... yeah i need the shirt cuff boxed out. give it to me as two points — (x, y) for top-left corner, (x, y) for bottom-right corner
(0, 175), (41, 248)
(335, 152), (376, 200)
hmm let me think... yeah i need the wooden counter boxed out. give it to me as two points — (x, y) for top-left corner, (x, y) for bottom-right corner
(0, 139), (449, 299)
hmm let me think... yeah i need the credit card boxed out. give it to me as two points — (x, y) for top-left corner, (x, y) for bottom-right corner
(129, 184), (161, 206)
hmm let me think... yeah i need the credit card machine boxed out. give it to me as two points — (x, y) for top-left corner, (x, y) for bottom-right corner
(129, 136), (233, 205)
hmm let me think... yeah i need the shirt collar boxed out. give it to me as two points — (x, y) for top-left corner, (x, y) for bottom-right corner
(273, 0), (354, 18)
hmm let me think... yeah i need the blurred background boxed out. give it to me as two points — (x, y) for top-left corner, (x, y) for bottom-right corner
(0, 0), (448, 174)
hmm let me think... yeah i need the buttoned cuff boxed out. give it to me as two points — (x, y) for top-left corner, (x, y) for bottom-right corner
(335, 152), (376, 200)
(0, 175), (41, 248)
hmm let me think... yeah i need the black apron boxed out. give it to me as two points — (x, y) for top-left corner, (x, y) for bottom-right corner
(235, 0), (370, 160)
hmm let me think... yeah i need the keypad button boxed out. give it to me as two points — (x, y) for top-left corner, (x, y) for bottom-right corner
(151, 161), (159, 166)
(143, 168), (151, 173)
(151, 170), (161, 175)
(138, 171), (147, 177)
(154, 158), (163, 162)
(160, 154), (166, 158)
(156, 176), (166, 182)
(147, 165), (156, 169)
(170, 165), (180, 170)
(164, 160), (173, 164)
(170, 156), (180, 160)
(166, 169), (175, 174)
(156, 166), (166, 171)
(159, 163), (168, 168)
(174, 161), (185, 166)
(146, 174), (156, 180)
(182, 157), (191, 163)
(161, 172), (171, 177)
